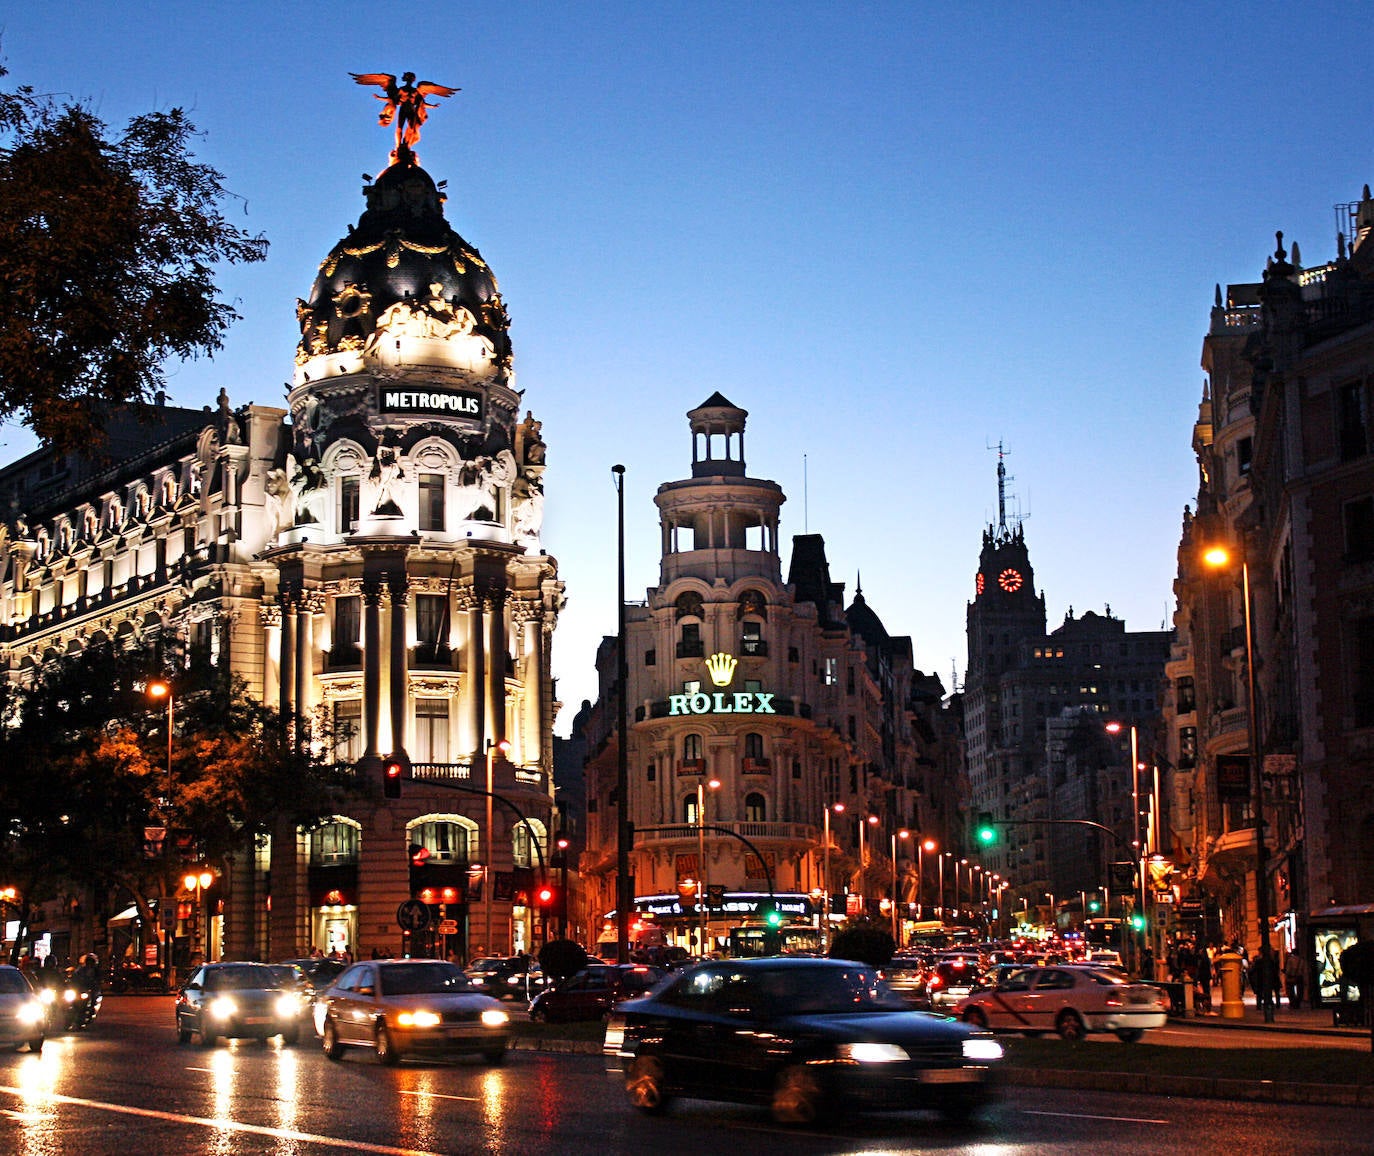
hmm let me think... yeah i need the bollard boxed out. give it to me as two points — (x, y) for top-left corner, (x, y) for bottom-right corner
(1217, 951), (1244, 1019)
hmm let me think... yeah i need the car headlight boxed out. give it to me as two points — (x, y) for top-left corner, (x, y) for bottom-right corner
(209, 996), (238, 1020)
(962, 1038), (1004, 1062)
(275, 994), (303, 1017)
(38, 988), (56, 1005)
(63, 989), (78, 1003)
(837, 1042), (910, 1063)
(480, 1008), (509, 1028)
(397, 1010), (442, 1028)
(17, 1001), (45, 1026)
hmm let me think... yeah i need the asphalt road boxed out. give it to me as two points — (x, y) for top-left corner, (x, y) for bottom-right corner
(0, 997), (1364, 1155)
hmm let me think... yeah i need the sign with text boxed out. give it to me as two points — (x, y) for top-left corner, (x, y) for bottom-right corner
(1215, 754), (1251, 801)
(379, 386), (483, 419)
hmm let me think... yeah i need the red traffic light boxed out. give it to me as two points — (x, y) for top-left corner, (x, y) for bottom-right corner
(385, 761), (403, 779)
(535, 885), (556, 907)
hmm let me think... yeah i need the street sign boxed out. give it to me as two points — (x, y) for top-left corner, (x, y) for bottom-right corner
(1154, 891), (1175, 905)
(438, 919), (458, 935)
(396, 899), (431, 932)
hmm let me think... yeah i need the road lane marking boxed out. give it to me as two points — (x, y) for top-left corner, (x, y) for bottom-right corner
(0, 1085), (441, 1155)
(1023, 1109), (1169, 1124)
(398, 1089), (480, 1102)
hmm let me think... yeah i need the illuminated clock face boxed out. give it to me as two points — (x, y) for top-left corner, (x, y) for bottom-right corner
(975, 572), (985, 595)
(998, 568), (1024, 593)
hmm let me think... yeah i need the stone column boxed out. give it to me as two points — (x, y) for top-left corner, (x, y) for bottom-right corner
(362, 576), (384, 759)
(295, 591), (320, 723)
(486, 586), (507, 748)
(278, 591), (296, 719)
(260, 604), (282, 708)
(516, 604), (545, 768)
(388, 571), (409, 759)
(465, 587), (485, 758)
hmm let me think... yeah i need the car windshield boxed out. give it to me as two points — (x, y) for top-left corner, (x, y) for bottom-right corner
(0, 970), (31, 995)
(204, 966), (278, 992)
(379, 962), (473, 996)
(758, 966), (906, 1014)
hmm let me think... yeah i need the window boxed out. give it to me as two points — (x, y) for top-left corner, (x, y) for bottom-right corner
(1353, 616), (1374, 728)
(1179, 725), (1197, 769)
(310, 821), (359, 866)
(744, 732), (765, 760)
(409, 819), (472, 863)
(744, 793), (766, 822)
(682, 733), (703, 761)
(846, 666), (855, 694)
(1345, 496), (1374, 563)
(339, 476), (360, 531)
(418, 472), (445, 531)
(415, 594), (449, 661)
(678, 622), (703, 658)
(684, 795), (699, 824)
(1176, 676), (1196, 713)
(332, 596), (361, 663)
(333, 699), (363, 762)
(413, 699), (450, 763)
(1339, 381), (1369, 461)
(788, 646), (799, 663)
(512, 820), (546, 869)
(823, 657), (839, 686)
(1237, 436), (1253, 477)
(741, 619), (766, 656)
(645, 649), (656, 666)
(792, 758), (802, 780)
(646, 762), (656, 782)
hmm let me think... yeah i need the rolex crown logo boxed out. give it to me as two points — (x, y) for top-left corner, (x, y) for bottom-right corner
(705, 652), (738, 688)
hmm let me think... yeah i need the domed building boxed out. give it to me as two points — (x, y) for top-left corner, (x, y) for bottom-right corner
(0, 95), (561, 968)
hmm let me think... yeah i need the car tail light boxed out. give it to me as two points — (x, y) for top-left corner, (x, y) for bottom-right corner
(1105, 995), (1123, 1008)
(928, 974), (943, 989)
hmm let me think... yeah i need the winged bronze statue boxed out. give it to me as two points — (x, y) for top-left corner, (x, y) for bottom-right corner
(351, 71), (459, 157)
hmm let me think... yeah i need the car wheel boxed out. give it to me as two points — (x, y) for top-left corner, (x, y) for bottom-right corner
(1055, 1011), (1085, 1041)
(625, 1055), (671, 1115)
(772, 1063), (825, 1126)
(962, 1007), (989, 1029)
(375, 1023), (401, 1066)
(281, 1028), (300, 1046)
(177, 1026), (192, 1045)
(1115, 1028), (1144, 1043)
(201, 1028), (218, 1047)
(322, 1018), (343, 1061)
(27, 1036), (43, 1053)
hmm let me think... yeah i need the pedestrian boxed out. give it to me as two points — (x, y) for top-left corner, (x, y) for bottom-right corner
(1284, 950), (1306, 1010)
(1253, 945), (1279, 1019)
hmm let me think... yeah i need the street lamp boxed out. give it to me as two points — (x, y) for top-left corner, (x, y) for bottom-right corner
(890, 829), (909, 944)
(1204, 542), (1273, 1018)
(147, 680), (173, 802)
(821, 803), (844, 952)
(1045, 891), (1056, 932)
(1106, 719), (1149, 971)
(940, 852), (952, 919)
(484, 738), (510, 957)
(918, 838), (936, 919)
(957, 858), (968, 915)
(696, 777), (720, 955)
(183, 868), (214, 958)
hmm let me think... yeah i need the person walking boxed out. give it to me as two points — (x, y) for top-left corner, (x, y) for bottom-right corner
(1254, 945), (1280, 1022)
(1284, 949), (1306, 1010)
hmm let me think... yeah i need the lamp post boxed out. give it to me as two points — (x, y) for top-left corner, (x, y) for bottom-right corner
(613, 463), (631, 965)
(940, 853), (951, 919)
(147, 680), (173, 801)
(484, 738), (510, 956)
(1106, 719), (1149, 972)
(890, 829), (908, 945)
(1205, 542), (1273, 1019)
(696, 778), (720, 955)
(821, 802), (843, 951)
(918, 838), (936, 919)
(183, 868), (214, 959)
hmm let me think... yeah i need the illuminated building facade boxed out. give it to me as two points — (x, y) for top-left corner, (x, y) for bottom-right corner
(0, 121), (561, 965)
(581, 396), (956, 953)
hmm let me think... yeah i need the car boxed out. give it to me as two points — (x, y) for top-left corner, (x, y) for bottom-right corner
(955, 964), (1168, 1041)
(0, 965), (47, 1052)
(1085, 949), (1125, 970)
(279, 957), (347, 995)
(604, 957), (1003, 1125)
(528, 964), (665, 1023)
(880, 958), (931, 1008)
(927, 957), (981, 1009)
(317, 958), (510, 1065)
(465, 955), (547, 1001)
(176, 962), (309, 1046)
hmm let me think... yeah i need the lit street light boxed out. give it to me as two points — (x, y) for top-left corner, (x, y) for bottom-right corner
(484, 738), (510, 956)
(821, 803), (844, 952)
(890, 829), (908, 944)
(1204, 541), (1274, 1020)
(183, 868), (214, 959)
(696, 777), (720, 955)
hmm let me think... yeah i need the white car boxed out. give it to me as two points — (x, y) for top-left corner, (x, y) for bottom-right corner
(954, 965), (1166, 1042)
(0, 965), (47, 1052)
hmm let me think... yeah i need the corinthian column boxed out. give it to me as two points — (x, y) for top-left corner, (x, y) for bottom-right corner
(388, 571), (409, 760)
(278, 590), (296, 719)
(486, 586), (507, 748)
(362, 575), (384, 759)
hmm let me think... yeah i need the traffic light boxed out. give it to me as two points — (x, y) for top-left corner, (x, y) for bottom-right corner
(976, 812), (997, 846)
(764, 907), (783, 928)
(384, 759), (404, 799)
(1129, 911), (1146, 932)
(534, 883), (557, 908)
(1088, 898), (1102, 914)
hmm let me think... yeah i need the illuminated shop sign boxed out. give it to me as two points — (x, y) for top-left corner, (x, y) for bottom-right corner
(667, 652), (774, 716)
(636, 893), (811, 918)
(379, 387), (483, 418)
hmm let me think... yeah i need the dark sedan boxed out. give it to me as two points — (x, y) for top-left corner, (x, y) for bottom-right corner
(176, 962), (308, 1046)
(604, 957), (1003, 1125)
(529, 964), (664, 1023)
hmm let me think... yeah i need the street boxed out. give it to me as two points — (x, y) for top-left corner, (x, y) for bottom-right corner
(0, 997), (1365, 1155)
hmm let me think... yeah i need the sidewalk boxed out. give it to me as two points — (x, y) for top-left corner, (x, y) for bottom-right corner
(1182, 991), (1368, 1038)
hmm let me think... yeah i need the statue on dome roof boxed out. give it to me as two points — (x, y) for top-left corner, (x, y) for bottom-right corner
(351, 71), (459, 159)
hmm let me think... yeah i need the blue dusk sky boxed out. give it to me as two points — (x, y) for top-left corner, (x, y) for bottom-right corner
(2, 5), (1368, 729)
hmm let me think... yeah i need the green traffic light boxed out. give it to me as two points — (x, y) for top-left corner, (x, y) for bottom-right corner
(1129, 912), (1146, 931)
(1088, 900), (1101, 913)
(764, 909), (783, 928)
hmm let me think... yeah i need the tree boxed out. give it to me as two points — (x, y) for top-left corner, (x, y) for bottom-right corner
(0, 66), (267, 450)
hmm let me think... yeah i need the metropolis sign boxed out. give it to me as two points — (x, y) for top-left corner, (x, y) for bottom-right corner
(379, 386), (483, 418)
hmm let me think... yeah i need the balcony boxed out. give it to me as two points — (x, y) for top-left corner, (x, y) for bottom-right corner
(740, 638), (767, 657)
(742, 757), (771, 774)
(677, 759), (706, 776)
(635, 820), (816, 845)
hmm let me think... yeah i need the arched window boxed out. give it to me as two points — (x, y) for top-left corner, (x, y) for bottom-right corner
(744, 793), (767, 822)
(684, 794), (700, 824)
(408, 817), (478, 863)
(744, 732), (765, 760)
(512, 819), (548, 869)
(678, 620), (703, 658)
(682, 733), (703, 761)
(310, 819), (360, 866)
